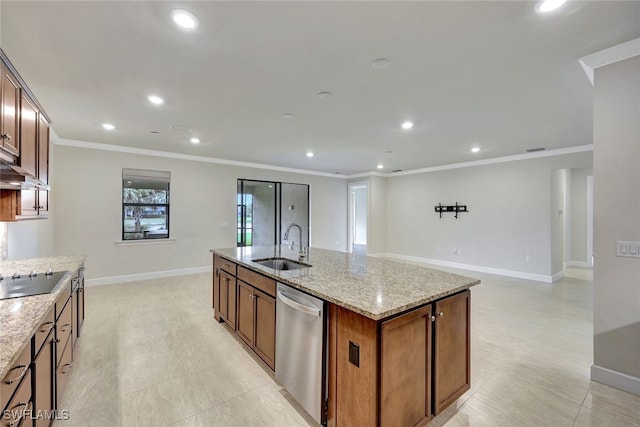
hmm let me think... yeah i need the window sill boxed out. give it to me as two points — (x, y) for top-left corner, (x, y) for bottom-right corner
(115, 238), (175, 247)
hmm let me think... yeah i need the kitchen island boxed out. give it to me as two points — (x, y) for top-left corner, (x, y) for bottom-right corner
(210, 246), (480, 427)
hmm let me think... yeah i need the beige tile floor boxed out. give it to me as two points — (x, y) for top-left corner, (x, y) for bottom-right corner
(54, 267), (640, 427)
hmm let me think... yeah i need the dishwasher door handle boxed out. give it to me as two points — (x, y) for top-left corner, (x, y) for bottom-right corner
(277, 291), (321, 316)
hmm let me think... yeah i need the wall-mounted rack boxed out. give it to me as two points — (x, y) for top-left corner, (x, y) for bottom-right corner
(435, 203), (468, 219)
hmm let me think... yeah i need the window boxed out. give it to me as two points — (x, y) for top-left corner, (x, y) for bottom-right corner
(122, 168), (170, 240)
(237, 193), (253, 246)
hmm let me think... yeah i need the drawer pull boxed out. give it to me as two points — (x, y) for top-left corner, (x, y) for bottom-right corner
(39, 321), (54, 333)
(1, 133), (12, 141)
(7, 402), (29, 427)
(3, 364), (28, 385)
(61, 363), (73, 374)
(60, 323), (72, 332)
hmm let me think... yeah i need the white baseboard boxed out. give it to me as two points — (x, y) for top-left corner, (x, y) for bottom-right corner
(591, 364), (640, 397)
(86, 265), (212, 286)
(552, 271), (564, 283)
(371, 253), (554, 283)
(564, 260), (590, 268)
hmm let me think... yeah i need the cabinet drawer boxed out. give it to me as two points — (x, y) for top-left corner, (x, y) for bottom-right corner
(215, 255), (237, 276)
(34, 307), (55, 357)
(3, 369), (31, 426)
(1, 343), (31, 410)
(55, 337), (73, 408)
(238, 267), (275, 297)
(56, 298), (73, 368)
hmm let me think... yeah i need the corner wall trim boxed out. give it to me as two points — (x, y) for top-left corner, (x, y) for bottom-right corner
(552, 271), (564, 283)
(371, 253), (553, 283)
(85, 265), (212, 286)
(591, 364), (640, 397)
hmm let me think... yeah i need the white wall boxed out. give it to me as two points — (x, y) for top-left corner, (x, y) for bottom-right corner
(281, 183), (309, 247)
(592, 56), (640, 393)
(353, 186), (367, 244)
(384, 152), (592, 278)
(52, 142), (347, 281)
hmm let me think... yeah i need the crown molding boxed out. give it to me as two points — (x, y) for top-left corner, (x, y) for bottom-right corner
(54, 137), (592, 181)
(579, 37), (640, 85)
(54, 138), (349, 179)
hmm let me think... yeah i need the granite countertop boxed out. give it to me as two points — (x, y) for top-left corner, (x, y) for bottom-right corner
(0, 255), (86, 379)
(210, 246), (480, 321)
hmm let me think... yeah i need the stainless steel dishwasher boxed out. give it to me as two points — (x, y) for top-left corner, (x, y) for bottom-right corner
(275, 282), (326, 425)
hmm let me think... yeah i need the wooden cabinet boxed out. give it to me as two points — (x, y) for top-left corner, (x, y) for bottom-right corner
(381, 304), (432, 427)
(236, 280), (276, 369)
(19, 99), (49, 218)
(236, 280), (256, 347)
(218, 270), (237, 329)
(75, 269), (85, 341)
(1, 343), (31, 412)
(211, 257), (276, 371)
(33, 309), (55, 427)
(433, 290), (470, 415)
(0, 61), (21, 157)
(328, 290), (471, 427)
(253, 288), (276, 369)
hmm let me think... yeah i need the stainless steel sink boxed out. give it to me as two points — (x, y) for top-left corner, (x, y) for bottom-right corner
(252, 257), (312, 271)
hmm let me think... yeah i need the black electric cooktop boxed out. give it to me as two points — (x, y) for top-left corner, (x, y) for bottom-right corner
(0, 271), (69, 300)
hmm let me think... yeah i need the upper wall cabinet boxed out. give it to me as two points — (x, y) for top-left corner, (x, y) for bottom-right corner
(0, 49), (52, 221)
(1, 60), (21, 157)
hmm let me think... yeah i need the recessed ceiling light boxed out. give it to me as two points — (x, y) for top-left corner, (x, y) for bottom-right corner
(190, 137), (200, 144)
(377, 164), (384, 169)
(372, 58), (390, 69)
(306, 151), (314, 158)
(102, 123), (115, 130)
(471, 147), (480, 153)
(401, 121), (414, 130)
(318, 91), (333, 98)
(171, 9), (199, 30)
(535, 0), (568, 13)
(147, 95), (164, 105)
(282, 113), (293, 119)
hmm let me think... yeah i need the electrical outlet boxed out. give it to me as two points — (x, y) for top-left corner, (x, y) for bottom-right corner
(526, 255), (532, 263)
(458, 248), (462, 255)
(617, 241), (640, 258)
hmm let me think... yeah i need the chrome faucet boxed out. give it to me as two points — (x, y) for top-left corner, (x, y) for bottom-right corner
(283, 223), (303, 251)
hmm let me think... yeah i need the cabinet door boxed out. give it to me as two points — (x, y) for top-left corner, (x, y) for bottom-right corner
(433, 290), (470, 415)
(236, 281), (255, 347)
(34, 330), (54, 427)
(218, 271), (229, 321)
(19, 93), (37, 176)
(227, 276), (237, 330)
(253, 289), (275, 370)
(213, 264), (221, 320)
(381, 305), (432, 427)
(77, 275), (85, 337)
(1, 67), (20, 156)
(37, 113), (49, 214)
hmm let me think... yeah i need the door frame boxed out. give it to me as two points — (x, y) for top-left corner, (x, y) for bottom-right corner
(586, 175), (594, 267)
(348, 181), (368, 254)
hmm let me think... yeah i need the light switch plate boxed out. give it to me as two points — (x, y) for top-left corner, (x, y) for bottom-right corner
(616, 241), (640, 258)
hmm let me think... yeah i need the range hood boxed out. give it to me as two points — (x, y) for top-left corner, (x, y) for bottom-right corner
(0, 160), (50, 191)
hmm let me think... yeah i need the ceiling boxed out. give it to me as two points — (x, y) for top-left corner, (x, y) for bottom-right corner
(1, 1), (638, 176)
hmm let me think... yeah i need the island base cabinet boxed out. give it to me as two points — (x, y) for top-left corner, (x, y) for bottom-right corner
(433, 290), (470, 415)
(253, 289), (275, 370)
(381, 305), (433, 427)
(328, 290), (470, 427)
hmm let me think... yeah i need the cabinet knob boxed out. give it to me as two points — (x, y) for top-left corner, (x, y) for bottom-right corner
(2, 133), (12, 141)
(438, 311), (444, 318)
(430, 315), (436, 322)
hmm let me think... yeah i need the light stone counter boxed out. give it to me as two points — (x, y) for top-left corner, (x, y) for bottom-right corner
(0, 255), (86, 379)
(211, 246), (480, 321)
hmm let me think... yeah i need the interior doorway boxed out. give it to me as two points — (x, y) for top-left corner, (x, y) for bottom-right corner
(348, 182), (368, 255)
